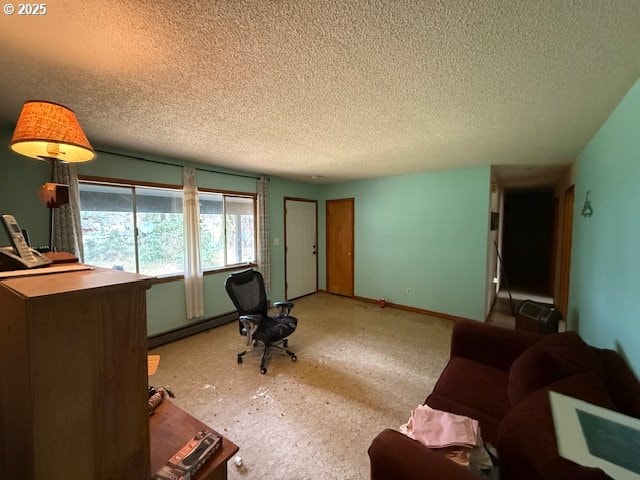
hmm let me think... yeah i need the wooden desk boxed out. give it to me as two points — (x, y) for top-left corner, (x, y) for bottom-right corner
(0, 267), (153, 480)
(150, 400), (239, 480)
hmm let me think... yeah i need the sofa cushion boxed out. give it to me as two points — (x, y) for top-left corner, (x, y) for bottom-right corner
(595, 348), (640, 418)
(426, 356), (511, 444)
(369, 429), (481, 480)
(508, 331), (606, 406)
(497, 373), (615, 480)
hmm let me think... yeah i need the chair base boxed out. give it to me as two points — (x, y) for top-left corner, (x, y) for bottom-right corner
(237, 338), (297, 374)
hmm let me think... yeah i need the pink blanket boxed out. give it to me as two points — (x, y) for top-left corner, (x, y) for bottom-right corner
(400, 405), (480, 448)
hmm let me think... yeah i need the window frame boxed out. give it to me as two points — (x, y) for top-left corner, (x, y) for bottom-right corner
(78, 176), (258, 282)
(198, 187), (258, 272)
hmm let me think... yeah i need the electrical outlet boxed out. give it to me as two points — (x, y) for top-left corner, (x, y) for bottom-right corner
(273, 238), (280, 246)
(406, 288), (412, 294)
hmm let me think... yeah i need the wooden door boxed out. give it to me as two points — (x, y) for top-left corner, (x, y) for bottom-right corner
(285, 199), (317, 299)
(558, 185), (574, 317)
(326, 198), (354, 296)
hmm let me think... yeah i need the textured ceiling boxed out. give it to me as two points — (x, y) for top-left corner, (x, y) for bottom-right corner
(1, 1), (639, 183)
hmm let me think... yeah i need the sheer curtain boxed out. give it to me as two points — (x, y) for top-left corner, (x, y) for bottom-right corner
(256, 176), (271, 292)
(52, 162), (84, 259)
(183, 167), (204, 319)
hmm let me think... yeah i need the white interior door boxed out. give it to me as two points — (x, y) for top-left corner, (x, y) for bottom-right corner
(285, 199), (317, 300)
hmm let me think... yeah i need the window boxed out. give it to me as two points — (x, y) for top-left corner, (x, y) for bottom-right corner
(79, 182), (184, 276)
(199, 192), (256, 270)
(79, 180), (256, 276)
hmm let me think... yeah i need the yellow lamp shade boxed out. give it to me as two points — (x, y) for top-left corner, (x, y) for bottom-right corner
(10, 100), (95, 162)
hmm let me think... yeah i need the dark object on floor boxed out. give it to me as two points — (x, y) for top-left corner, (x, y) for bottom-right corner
(516, 300), (561, 334)
(225, 269), (298, 374)
(369, 320), (640, 480)
(148, 386), (175, 415)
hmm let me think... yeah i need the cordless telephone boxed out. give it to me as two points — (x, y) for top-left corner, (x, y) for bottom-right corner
(1, 214), (52, 270)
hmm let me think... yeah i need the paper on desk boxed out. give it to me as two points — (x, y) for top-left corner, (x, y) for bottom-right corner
(0, 264), (92, 279)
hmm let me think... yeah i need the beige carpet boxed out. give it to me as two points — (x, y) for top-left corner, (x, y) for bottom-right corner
(149, 293), (453, 480)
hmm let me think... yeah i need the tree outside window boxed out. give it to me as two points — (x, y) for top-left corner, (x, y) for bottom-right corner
(79, 181), (255, 276)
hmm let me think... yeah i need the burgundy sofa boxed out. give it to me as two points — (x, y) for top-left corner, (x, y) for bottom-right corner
(369, 320), (640, 479)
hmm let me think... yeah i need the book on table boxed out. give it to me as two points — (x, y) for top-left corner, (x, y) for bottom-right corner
(154, 429), (222, 480)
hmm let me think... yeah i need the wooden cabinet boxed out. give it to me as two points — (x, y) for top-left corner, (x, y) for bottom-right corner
(0, 267), (153, 480)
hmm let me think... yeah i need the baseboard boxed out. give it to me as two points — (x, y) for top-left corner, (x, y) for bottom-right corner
(352, 295), (474, 323)
(148, 311), (237, 349)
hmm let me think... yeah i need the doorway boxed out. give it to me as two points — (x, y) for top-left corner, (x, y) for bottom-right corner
(326, 198), (354, 297)
(284, 198), (317, 300)
(501, 189), (556, 296)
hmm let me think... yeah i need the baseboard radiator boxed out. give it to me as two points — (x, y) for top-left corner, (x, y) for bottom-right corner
(147, 311), (237, 349)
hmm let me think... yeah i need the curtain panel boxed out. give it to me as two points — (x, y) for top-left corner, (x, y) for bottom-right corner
(183, 167), (204, 319)
(52, 162), (84, 259)
(256, 176), (271, 292)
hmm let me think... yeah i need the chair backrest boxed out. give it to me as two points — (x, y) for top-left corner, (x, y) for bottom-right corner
(225, 269), (268, 318)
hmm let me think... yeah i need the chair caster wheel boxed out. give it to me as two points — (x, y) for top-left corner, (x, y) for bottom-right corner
(237, 356), (243, 364)
(283, 339), (288, 348)
(260, 367), (267, 374)
(291, 355), (297, 362)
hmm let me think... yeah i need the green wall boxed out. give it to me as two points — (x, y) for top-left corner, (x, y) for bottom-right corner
(320, 166), (492, 321)
(0, 128), (51, 247)
(570, 79), (640, 375)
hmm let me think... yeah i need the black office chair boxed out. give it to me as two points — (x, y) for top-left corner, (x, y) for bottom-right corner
(225, 269), (298, 374)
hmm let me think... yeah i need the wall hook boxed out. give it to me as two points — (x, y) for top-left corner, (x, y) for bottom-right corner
(581, 191), (593, 218)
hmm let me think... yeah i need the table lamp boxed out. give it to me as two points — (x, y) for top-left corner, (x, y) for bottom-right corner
(9, 100), (95, 251)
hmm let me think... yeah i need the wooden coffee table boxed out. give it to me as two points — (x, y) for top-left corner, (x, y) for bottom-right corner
(150, 399), (239, 480)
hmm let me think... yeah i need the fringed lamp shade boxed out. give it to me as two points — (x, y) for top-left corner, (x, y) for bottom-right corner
(10, 100), (95, 162)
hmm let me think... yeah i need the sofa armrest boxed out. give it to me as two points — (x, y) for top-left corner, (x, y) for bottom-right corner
(450, 320), (543, 371)
(368, 429), (480, 480)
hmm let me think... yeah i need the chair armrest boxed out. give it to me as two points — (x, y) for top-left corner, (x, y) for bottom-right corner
(239, 315), (263, 346)
(273, 301), (294, 317)
(369, 429), (480, 480)
(239, 314), (264, 325)
(450, 320), (544, 371)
